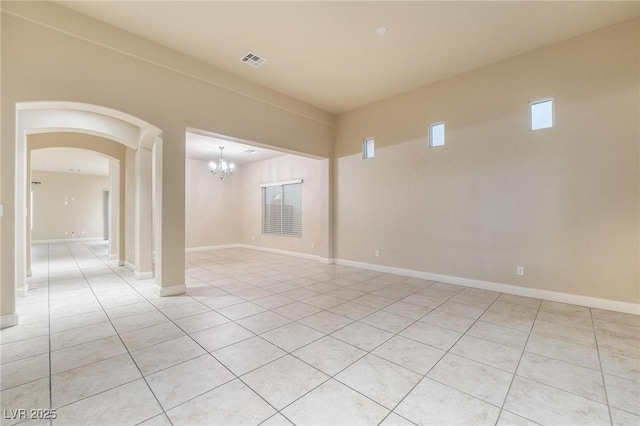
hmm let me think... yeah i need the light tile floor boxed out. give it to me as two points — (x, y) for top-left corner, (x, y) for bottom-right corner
(1, 242), (639, 426)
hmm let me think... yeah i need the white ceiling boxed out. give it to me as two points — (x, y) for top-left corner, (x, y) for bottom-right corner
(186, 132), (287, 165)
(31, 148), (110, 176)
(56, 1), (639, 114)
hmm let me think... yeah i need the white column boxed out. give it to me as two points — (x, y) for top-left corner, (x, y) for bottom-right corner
(15, 124), (28, 297)
(134, 147), (154, 279)
(318, 158), (334, 264)
(1, 107), (18, 327)
(26, 150), (32, 277)
(152, 129), (186, 297)
(108, 159), (120, 260)
(153, 139), (163, 287)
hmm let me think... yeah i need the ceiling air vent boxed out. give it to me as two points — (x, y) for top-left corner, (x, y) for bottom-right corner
(240, 52), (266, 68)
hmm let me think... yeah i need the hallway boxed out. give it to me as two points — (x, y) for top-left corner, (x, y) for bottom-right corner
(0, 243), (638, 425)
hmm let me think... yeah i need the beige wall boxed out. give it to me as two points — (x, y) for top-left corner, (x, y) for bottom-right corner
(185, 154), (324, 257)
(185, 158), (241, 248)
(1, 1), (333, 317)
(2, 0), (637, 321)
(31, 171), (108, 241)
(239, 155), (323, 256)
(335, 19), (639, 304)
(28, 133), (127, 262)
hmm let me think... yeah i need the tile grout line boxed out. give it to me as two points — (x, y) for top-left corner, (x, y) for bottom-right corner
(89, 243), (247, 426)
(91, 243), (290, 424)
(20, 242), (636, 426)
(161, 269), (433, 423)
(505, 351), (618, 406)
(269, 285), (468, 424)
(375, 292), (510, 425)
(104, 248), (262, 426)
(493, 299), (544, 426)
(38, 246), (496, 422)
(64, 242), (174, 426)
(178, 269), (500, 424)
(208, 264), (569, 423)
(210, 297), (377, 420)
(47, 243), (53, 426)
(590, 307), (614, 426)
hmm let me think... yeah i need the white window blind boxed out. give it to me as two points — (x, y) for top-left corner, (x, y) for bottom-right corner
(261, 180), (302, 238)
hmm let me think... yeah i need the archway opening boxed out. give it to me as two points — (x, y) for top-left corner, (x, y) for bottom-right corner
(30, 147), (113, 244)
(7, 102), (166, 328)
(184, 128), (332, 263)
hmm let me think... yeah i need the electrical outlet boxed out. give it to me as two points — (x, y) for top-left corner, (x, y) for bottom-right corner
(516, 266), (525, 276)
(311, 242), (315, 249)
(375, 250), (380, 257)
(252, 235), (255, 241)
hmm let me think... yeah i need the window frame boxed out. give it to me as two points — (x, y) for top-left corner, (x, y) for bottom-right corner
(529, 97), (554, 131)
(429, 122), (445, 148)
(261, 179), (303, 238)
(363, 137), (375, 159)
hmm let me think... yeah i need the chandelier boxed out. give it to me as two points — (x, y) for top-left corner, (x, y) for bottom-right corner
(209, 146), (235, 180)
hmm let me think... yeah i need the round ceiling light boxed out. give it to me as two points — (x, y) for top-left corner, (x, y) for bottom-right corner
(375, 26), (388, 36)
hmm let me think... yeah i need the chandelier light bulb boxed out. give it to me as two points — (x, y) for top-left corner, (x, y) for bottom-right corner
(209, 146), (235, 180)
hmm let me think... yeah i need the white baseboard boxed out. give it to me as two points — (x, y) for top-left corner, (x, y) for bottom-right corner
(32, 237), (103, 244)
(109, 254), (118, 260)
(238, 244), (320, 261)
(153, 283), (186, 297)
(124, 261), (153, 280)
(134, 271), (154, 280)
(16, 285), (29, 298)
(0, 313), (19, 329)
(185, 244), (241, 253)
(182, 246), (638, 314)
(26, 268), (32, 277)
(335, 258), (640, 315)
(186, 243), (325, 263)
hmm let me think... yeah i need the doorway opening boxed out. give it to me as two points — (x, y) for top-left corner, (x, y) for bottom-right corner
(184, 129), (332, 263)
(13, 102), (164, 306)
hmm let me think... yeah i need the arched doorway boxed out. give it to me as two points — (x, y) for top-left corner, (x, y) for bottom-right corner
(4, 102), (169, 328)
(27, 138), (126, 279)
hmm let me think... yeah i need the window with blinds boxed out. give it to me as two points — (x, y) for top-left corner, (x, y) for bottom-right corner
(261, 180), (302, 238)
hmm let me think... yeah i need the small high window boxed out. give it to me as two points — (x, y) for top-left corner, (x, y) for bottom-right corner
(363, 138), (375, 159)
(429, 122), (445, 148)
(530, 98), (554, 131)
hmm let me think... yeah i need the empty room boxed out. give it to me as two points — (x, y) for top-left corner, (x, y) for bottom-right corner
(1, 2), (638, 426)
